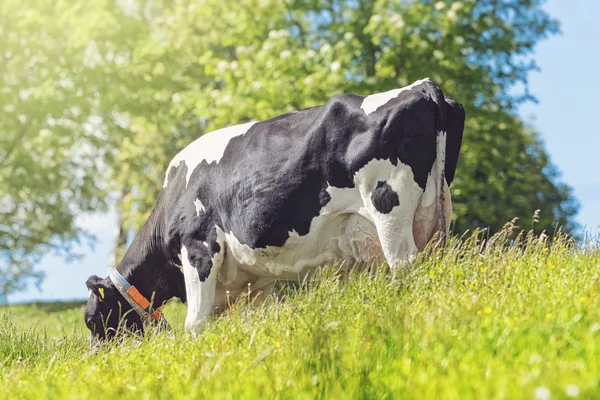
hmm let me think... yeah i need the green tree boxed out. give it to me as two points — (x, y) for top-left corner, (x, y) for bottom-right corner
(0, 0), (578, 297)
(96, 0), (576, 238)
(0, 1), (116, 297)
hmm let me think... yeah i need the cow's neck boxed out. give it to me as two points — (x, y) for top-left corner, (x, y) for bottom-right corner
(114, 208), (183, 308)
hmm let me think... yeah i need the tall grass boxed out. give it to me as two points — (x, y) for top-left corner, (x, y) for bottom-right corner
(1, 225), (599, 399)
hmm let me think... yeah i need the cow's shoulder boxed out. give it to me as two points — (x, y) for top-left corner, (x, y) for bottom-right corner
(163, 121), (257, 188)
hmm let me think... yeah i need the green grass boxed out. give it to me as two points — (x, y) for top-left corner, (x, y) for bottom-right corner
(2, 228), (600, 399)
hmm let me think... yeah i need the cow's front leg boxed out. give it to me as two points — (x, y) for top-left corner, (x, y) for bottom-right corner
(181, 227), (225, 332)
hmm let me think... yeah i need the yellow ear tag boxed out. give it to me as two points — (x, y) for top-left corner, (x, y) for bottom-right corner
(98, 287), (105, 300)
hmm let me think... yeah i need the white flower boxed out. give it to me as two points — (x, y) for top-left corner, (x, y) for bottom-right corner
(454, 36), (465, 46)
(280, 50), (292, 59)
(344, 32), (353, 41)
(371, 14), (382, 24)
(433, 49), (444, 59)
(303, 76), (313, 85)
(268, 29), (289, 39)
(565, 384), (580, 397)
(534, 386), (551, 400)
(330, 61), (341, 72)
(251, 81), (262, 90)
(217, 60), (228, 71)
(221, 94), (232, 104)
(390, 14), (405, 29)
(435, 1), (445, 11)
(450, 2), (463, 12)
(320, 43), (332, 54)
(448, 10), (457, 20)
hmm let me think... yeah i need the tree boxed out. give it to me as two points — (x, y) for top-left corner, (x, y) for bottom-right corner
(0, 0), (578, 297)
(97, 0), (576, 238)
(0, 1), (116, 297)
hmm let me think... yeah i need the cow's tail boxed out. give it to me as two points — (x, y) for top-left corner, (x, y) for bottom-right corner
(435, 127), (447, 245)
(420, 78), (448, 246)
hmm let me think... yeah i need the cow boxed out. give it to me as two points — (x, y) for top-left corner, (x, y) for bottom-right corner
(84, 78), (465, 342)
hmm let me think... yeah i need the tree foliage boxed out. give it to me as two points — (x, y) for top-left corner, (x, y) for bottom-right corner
(0, 0), (578, 296)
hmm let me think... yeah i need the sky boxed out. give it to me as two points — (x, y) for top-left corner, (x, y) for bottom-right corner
(7, 0), (598, 303)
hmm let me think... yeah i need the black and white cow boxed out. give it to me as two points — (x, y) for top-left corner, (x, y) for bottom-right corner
(84, 78), (465, 340)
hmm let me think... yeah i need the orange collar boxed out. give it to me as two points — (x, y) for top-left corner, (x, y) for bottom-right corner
(109, 269), (170, 328)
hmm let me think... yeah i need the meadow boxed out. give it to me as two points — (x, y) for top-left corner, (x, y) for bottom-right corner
(1, 225), (599, 399)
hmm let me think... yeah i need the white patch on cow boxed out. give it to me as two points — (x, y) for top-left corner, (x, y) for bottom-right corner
(360, 78), (431, 115)
(163, 121), (257, 188)
(181, 245), (220, 331)
(193, 198), (205, 216)
(88, 289), (93, 299)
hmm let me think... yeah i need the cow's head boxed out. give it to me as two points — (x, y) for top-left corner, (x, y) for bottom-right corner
(84, 275), (143, 344)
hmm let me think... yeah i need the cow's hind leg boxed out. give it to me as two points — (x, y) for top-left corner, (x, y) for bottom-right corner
(181, 226), (225, 332)
(359, 162), (425, 269)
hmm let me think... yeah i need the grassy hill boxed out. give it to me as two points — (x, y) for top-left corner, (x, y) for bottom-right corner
(1, 228), (599, 399)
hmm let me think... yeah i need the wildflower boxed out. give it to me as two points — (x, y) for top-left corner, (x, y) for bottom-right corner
(545, 313), (552, 319)
(274, 341), (281, 349)
(484, 307), (492, 314)
(579, 297), (586, 303)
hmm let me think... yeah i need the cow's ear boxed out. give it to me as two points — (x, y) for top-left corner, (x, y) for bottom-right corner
(86, 275), (107, 299)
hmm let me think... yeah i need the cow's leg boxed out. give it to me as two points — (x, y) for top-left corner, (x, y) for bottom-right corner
(181, 226), (225, 332)
(358, 162), (425, 269)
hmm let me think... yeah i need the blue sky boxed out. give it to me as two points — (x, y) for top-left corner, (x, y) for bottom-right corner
(7, 0), (598, 303)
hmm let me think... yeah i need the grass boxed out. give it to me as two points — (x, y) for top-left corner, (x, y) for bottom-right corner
(1, 226), (600, 399)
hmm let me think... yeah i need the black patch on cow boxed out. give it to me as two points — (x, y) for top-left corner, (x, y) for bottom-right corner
(371, 181), (400, 214)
